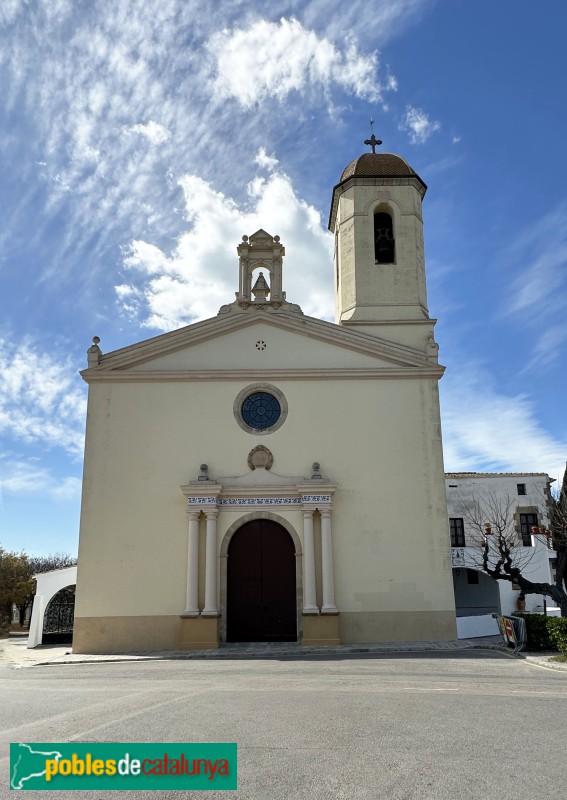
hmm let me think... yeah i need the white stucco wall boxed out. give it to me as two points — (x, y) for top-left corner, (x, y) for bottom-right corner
(27, 566), (77, 648)
(446, 473), (556, 621)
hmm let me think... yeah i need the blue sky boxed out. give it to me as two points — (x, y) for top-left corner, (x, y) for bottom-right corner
(1, 0), (566, 556)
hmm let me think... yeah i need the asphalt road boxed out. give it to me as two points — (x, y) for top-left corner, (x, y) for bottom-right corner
(1, 650), (566, 799)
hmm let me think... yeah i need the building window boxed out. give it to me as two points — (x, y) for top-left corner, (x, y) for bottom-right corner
(241, 392), (281, 430)
(233, 383), (288, 435)
(450, 518), (465, 547)
(466, 569), (479, 585)
(374, 212), (395, 264)
(519, 513), (538, 547)
(517, 483), (526, 495)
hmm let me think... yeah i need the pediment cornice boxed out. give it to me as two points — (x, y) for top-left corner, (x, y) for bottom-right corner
(81, 309), (443, 383)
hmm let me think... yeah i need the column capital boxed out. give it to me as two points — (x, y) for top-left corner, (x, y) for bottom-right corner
(319, 508), (332, 519)
(298, 483), (337, 513)
(204, 509), (219, 520)
(302, 509), (315, 519)
(187, 510), (201, 521)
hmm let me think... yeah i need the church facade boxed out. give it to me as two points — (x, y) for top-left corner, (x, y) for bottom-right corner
(73, 145), (457, 653)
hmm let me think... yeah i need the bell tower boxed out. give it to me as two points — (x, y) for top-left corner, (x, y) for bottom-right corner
(329, 132), (433, 349)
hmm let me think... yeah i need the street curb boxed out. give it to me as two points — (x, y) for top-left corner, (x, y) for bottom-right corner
(6, 636), (566, 671)
(28, 641), (492, 667)
(470, 643), (567, 672)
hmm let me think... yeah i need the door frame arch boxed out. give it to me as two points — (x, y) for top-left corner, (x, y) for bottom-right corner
(219, 512), (303, 644)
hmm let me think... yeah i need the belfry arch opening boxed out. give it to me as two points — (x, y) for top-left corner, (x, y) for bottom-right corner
(374, 211), (395, 264)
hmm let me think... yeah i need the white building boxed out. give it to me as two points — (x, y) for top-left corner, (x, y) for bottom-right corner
(446, 472), (557, 638)
(27, 566), (77, 648)
(73, 144), (458, 654)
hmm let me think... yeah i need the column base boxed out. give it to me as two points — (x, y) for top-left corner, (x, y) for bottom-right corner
(302, 613), (340, 646)
(179, 615), (219, 650)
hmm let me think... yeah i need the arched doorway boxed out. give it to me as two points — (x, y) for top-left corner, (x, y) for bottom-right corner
(227, 519), (297, 642)
(42, 585), (75, 644)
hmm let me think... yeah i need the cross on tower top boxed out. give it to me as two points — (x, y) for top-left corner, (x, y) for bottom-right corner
(364, 118), (382, 154)
(364, 133), (382, 154)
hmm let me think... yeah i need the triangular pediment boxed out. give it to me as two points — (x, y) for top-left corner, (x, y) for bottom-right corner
(82, 309), (443, 382)
(249, 228), (272, 242)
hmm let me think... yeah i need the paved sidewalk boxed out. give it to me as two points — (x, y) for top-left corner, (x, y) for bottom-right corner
(0, 633), (70, 667)
(2, 632), (565, 671)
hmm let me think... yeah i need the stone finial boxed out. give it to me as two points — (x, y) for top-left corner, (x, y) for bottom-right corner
(87, 336), (102, 367)
(198, 464), (209, 481)
(426, 335), (439, 363)
(311, 462), (322, 480)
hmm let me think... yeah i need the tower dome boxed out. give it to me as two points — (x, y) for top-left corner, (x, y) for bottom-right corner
(340, 152), (418, 181)
(329, 149), (427, 232)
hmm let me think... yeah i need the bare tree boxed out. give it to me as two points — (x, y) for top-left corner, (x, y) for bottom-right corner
(462, 487), (567, 617)
(549, 465), (567, 614)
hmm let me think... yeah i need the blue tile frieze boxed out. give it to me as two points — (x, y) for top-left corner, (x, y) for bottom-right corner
(186, 495), (332, 507)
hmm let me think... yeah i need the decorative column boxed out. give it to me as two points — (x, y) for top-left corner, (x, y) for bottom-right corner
(182, 511), (200, 616)
(302, 510), (319, 613)
(202, 509), (219, 616)
(320, 509), (338, 613)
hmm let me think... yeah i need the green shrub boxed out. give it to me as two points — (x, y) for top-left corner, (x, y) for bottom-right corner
(548, 618), (567, 655)
(514, 614), (567, 652)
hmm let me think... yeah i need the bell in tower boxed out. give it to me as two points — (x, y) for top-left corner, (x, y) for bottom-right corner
(217, 229), (303, 316)
(374, 212), (395, 264)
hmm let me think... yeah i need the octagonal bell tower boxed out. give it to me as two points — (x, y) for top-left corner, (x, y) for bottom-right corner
(329, 134), (434, 351)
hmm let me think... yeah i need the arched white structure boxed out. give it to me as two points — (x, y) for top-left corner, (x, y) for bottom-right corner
(27, 566), (77, 648)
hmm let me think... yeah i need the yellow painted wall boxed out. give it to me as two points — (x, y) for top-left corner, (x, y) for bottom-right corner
(75, 351), (455, 642)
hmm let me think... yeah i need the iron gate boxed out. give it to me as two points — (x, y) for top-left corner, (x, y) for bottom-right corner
(42, 585), (75, 644)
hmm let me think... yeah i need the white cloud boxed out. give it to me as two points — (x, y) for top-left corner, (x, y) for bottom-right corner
(0, 0), (25, 25)
(118, 165), (334, 330)
(0, 339), (86, 457)
(527, 324), (567, 371)
(400, 105), (441, 144)
(506, 206), (567, 316)
(302, 0), (432, 47)
(127, 121), (171, 145)
(503, 204), (567, 371)
(0, 3), (419, 295)
(0, 459), (82, 500)
(209, 18), (386, 107)
(441, 364), (567, 484)
(255, 147), (279, 171)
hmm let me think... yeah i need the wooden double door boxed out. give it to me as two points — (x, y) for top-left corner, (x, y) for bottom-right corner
(227, 519), (297, 642)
